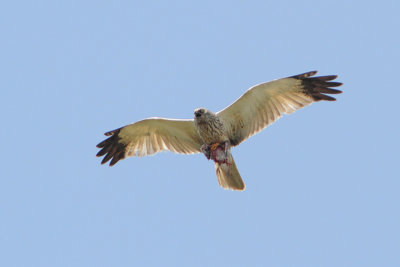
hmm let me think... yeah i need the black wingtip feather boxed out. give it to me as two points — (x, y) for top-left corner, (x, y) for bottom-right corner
(291, 70), (343, 102)
(315, 75), (338, 81)
(291, 71), (318, 79)
(96, 148), (107, 157)
(104, 128), (120, 136)
(96, 128), (127, 166)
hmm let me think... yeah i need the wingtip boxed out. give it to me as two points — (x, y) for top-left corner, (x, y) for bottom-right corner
(305, 70), (318, 77)
(100, 154), (112, 165)
(104, 128), (121, 136)
(290, 71), (318, 79)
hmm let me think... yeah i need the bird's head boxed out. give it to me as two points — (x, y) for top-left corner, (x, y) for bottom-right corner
(194, 108), (214, 123)
(194, 108), (206, 118)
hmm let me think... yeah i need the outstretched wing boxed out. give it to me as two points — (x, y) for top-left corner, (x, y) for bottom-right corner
(96, 118), (203, 166)
(217, 71), (343, 146)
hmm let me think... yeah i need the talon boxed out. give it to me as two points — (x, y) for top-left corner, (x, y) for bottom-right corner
(200, 144), (211, 160)
(210, 143), (220, 150)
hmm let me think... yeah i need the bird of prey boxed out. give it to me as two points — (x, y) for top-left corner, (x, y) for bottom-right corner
(96, 71), (342, 191)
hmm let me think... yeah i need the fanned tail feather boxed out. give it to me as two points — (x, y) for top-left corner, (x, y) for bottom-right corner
(214, 152), (245, 191)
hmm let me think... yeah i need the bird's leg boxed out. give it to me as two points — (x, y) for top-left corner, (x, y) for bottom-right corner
(200, 144), (211, 160)
(223, 141), (230, 158)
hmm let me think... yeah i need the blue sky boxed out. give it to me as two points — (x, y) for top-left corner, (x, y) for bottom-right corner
(1, 1), (399, 266)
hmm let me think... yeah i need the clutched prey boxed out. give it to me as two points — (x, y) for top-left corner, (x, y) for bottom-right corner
(200, 141), (231, 165)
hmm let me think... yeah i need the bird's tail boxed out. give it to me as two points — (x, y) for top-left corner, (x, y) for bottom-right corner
(214, 152), (245, 191)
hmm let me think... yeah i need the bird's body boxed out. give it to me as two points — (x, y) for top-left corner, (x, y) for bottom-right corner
(193, 108), (229, 145)
(193, 108), (245, 189)
(96, 71), (343, 190)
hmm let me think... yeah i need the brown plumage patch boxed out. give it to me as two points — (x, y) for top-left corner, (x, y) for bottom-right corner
(96, 128), (126, 166)
(290, 71), (343, 101)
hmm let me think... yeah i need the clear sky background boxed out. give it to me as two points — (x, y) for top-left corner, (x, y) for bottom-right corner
(1, 1), (399, 266)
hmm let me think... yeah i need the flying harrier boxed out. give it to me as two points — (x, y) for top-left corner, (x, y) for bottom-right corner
(96, 71), (342, 190)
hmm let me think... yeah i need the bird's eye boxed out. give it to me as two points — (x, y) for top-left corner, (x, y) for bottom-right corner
(195, 112), (201, 117)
